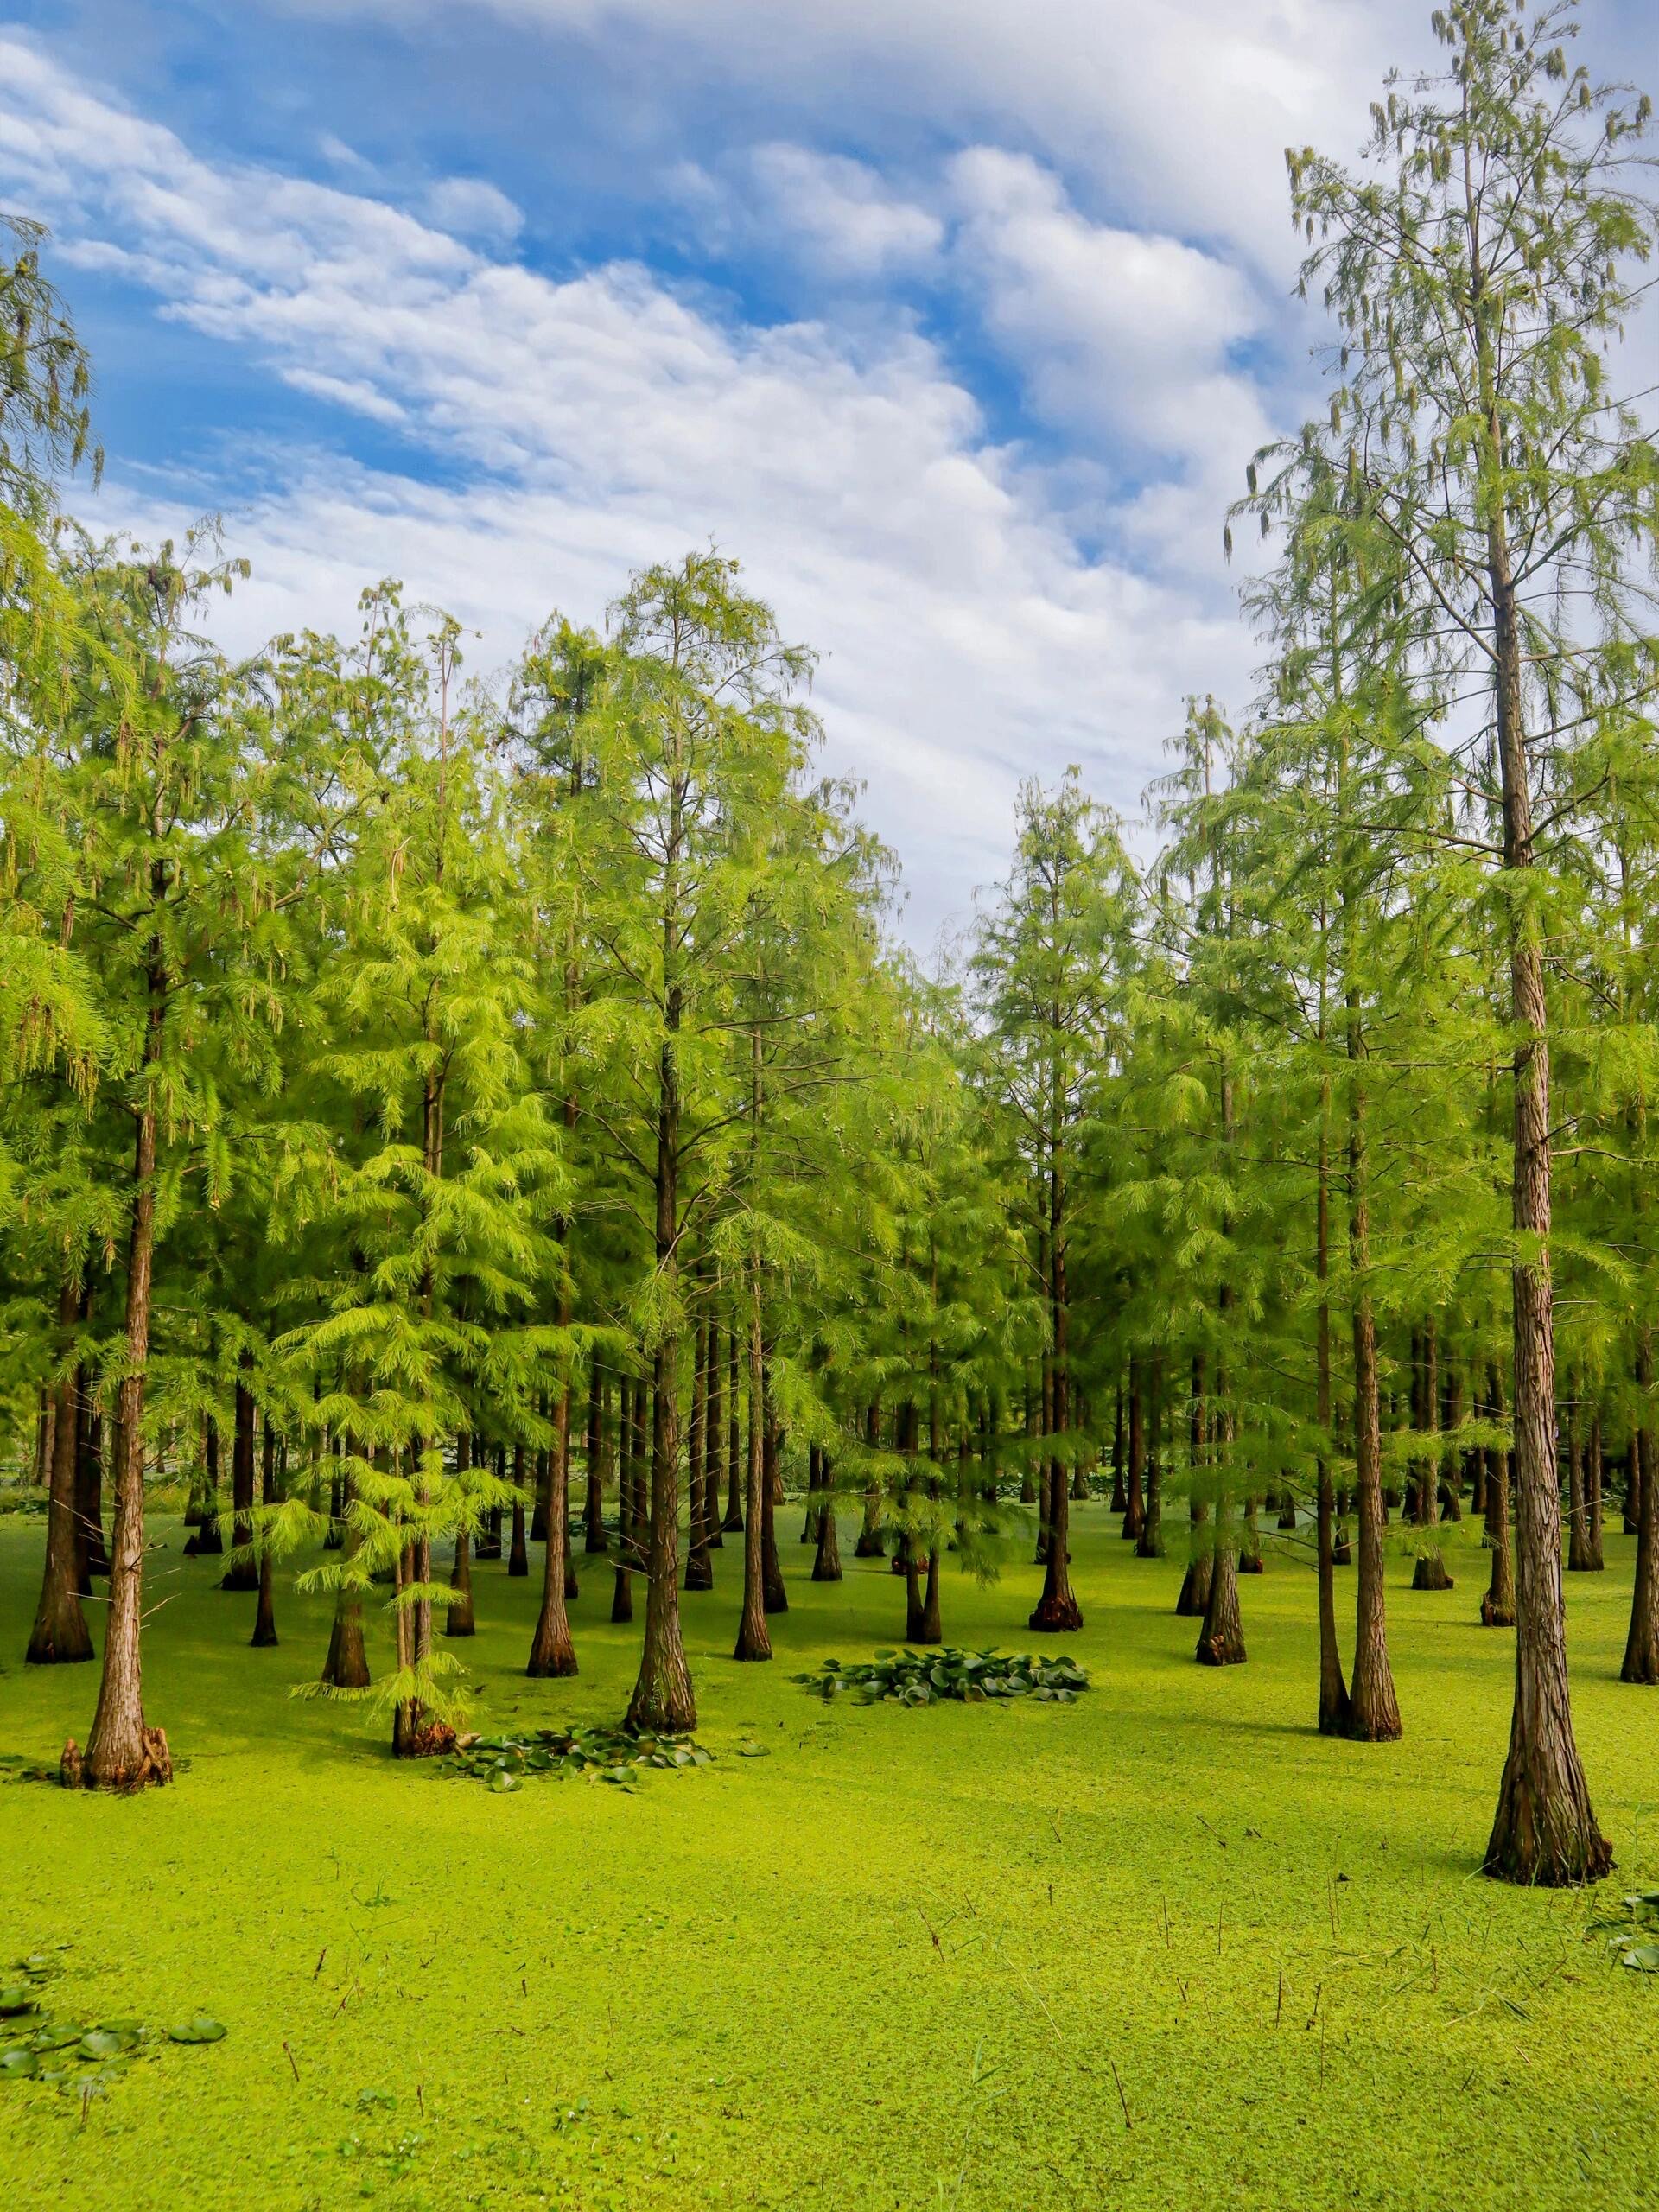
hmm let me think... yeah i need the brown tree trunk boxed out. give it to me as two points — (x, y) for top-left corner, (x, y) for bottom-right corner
(1480, 1365), (1517, 1630)
(251, 1419), (280, 1647)
(27, 1274), (93, 1666)
(1122, 1355), (1145, 1541)
(191, 1413), (225, 1554)
(447, 1432), (475, 1637)
(734, 1280), (772, 1662)
(760, 1377), (787, 1615)
(854, 1399), (884, 1554)
(507, 1443), (529, 1577)
(722, 1331), (745, 1532)
(685, 1315), (713, 1592)
(703, 1316), (724, 1551)
(1030, 1205), (1082, 1631)
(1313, 1141), (1350, 1734)
(812, 1452), (842, 1581)
(79, 1015), (169, 1792)
(584, 1368), (607, 1553)
(1344, 1015), (1401, 1743)
(1566, 1390), (1592, 1574)
(528, 1374), (578, 1678)
(219, 1357), (259, 1592)
(626, 988), (697, 1735)
(1620, 1332), (1658, 1686)
(1175, 1357), (1211, 1616)
(1196, 1492), (1244, 1667)
(1584, 1412), (1605, 1572)
(1136, 1355), (1165, 1560)
(1410, 1319), (1453, 1591)
(1481, 521), (1608, 1885)
(322, 1459), (371, 1689)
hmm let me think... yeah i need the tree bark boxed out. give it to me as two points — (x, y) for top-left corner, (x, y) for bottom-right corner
(734, 1277), (772, 1662)
(80, 982), (169, 1792)
(1344, 1008), (1401, 1743)
(1030, 1189), (1082, 1631)
(1619, 1332), (1658, 1686)
(1481, 504), (1608, 1884)
(626, 983), (696, 1734)
(1313, 1137), (1350, 1734)
(528, 1374), (578, 1678)
(251, 1418), (280, 1646)
(27, 1274), (93, 1666)
(1122, 1355), (1145, 1541)
(219, 1357), (259, 1592)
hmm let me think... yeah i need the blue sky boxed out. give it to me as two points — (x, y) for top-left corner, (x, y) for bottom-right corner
(2, 0), (1651, 942)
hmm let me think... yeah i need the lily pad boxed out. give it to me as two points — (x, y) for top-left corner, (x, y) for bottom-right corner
(167, 2016), (227, 2044)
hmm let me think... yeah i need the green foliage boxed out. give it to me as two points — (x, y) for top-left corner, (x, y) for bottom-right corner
(798, 1646), (1090, 1705)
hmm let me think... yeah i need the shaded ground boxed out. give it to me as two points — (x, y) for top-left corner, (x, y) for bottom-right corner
(0, 1506), (1653, 2210)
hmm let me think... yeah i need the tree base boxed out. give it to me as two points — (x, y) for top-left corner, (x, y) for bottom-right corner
(1174, 1563), (1210, 1617)
(610, 1572), (633, 1624)
(1411, 1554), (1454, 1592)
(219, 1566), (258, 1593)
(25, 1618), (94, 1667)
(810, 1560), (843, 1583)
(1195, 1631), (1246, 1667)
(853, 1532), (885, 1557)
(525, 1644), (579, 1680)
(684, 1554), (713, 1592)
(1479, 1594), (1516, 1628)
(445, 1610), (475, 1637)
(1238, 1554), (1264, 1575)
(393, 1720), (457, 1760)
(1028, 1592), (1083, 1633)
(65, 1727), (172, 1792)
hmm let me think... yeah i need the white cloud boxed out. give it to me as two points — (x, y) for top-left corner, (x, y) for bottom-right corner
(745, 144), (942, 277)
(422, 175), (524, 243)
(329, 0), (1414, 276)
(0, 30), (1266, 942)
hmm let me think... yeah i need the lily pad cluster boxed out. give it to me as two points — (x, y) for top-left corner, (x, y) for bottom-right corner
(1598, 1889), (1659, 1974)
(440, 1726), (715, 1793)
(796, 1647), (1090, 1706)
(0, 1953), (225, 2096)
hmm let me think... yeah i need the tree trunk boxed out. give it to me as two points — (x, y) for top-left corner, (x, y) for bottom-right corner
(27, 1274), (93, 1666)
(812, 1453), (842, 1582)
(1030, 1205), (1082, 1632)
(685, 1315), (713, 1592)
(250, 1417), (280, 1646)
(1195, 1492), (1244, 1667)
(79, 1032), (169, 1792)
(1344, 1014), (1401, 1743)
(734, 1278), (772, 1662)
(447, 1431), (475, 1637)
(722, 1331), (745, 1532)
(219, 1358), (259, 1592)
(626, 984), (697, 1735)
(197, 1413), (225, 1554)
(1481, 518), (1608, 1885)
(1313, 1140), (1350, 1734)
(507, 1443), (529, 1577)
(703, 1316), (724, 1552)
(322, 1462), (371, 1689)
(1584, 1412), (1605, 1572)
(1480, 1366), (1517, 1630)
(760, 1379), (787, 1615)
(1136, 1355), (1165, 1560)
(1175, 1357), (1211, 1616)
(854, 1399), (884, 1554)
(1122, 1356), (1145, 1541)
(528, 1373), (578, 1678)
(1619, 1332), (1658, 1686)
(584, 1369), (607, 1553)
